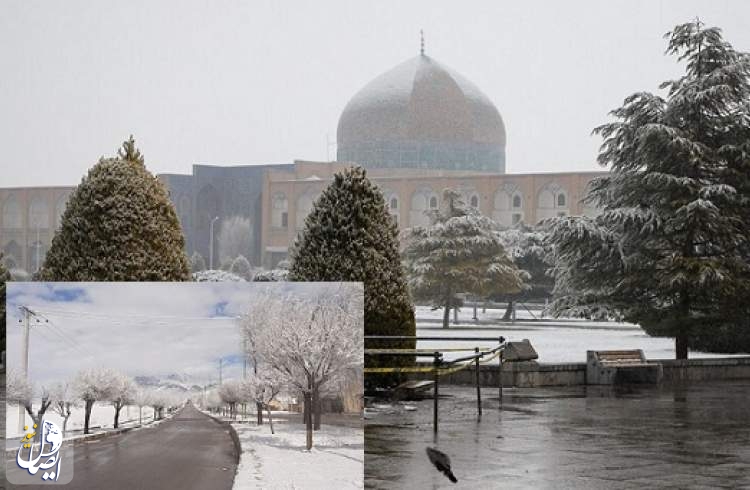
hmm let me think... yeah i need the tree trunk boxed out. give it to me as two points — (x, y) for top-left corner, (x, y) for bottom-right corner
(503, 299), (514, 320)
(139, 406), (142, 425)
(114, 403), (122, 429)
(442, 302), (450, 329)
(304, 391), (313, 450)
(313, 385), (321, 431)
(473, 298), (478, 321)
(84, 399), (94, 435)
(62, 415), (69, 438)
(256, 402), (264, 425)
(453, 305), (458, 324)
(267, 406), (274, 435)
(676, 332), (689, 360)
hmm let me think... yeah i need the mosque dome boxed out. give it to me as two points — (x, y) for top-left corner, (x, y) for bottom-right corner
(336, 50), (506, 173)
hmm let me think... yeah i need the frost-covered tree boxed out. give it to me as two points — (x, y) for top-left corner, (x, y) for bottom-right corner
(39, 136), (190, 281)
(230, 255), (253, 280)
(7, 370), (52, 442)
(0, 253), (8, 354)
(109, 374), (135, 429)
(242, 372), (283, 434)
(405, 189), (526, 328)
(190, 252), (207, 273)
(218, 380), (244, 420)
(254, 288), (363, 449)
(131, 389), (151, 426)
(547, 20), (750, 359)
(288, 166), (415, 388)
(74, 368), (117, 434)
(218, 216), (253, 265)
(49, 381), (78, 437)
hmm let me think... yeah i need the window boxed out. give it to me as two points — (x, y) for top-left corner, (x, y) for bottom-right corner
(429, 196), (438, 209)
(557, 194), (566, 207)
(272, 193), (289, 228)
(470, 195), (479, 208)
(512, 194), (522, 209)
(390, 197), (398, 210)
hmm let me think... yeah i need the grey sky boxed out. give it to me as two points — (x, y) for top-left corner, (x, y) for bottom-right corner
(6, 282), (356, 387)
(1, 0), (748, 187)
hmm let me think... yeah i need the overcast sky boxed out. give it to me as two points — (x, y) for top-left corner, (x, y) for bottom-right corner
(1, 1), (749, 187)
(6, 282), (355, 387)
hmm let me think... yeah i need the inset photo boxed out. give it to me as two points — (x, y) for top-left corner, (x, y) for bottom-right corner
(4, 282), (364, 489)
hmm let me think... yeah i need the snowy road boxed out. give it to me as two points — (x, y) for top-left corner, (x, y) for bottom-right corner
(5, 403), (237, 490)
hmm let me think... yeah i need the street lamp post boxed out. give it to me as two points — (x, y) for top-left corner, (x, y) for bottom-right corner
(209, 216), (219, 270)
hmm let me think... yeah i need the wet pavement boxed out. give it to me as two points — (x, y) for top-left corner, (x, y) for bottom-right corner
(5, 403), (237, 490)
(365, 381), (750, 489)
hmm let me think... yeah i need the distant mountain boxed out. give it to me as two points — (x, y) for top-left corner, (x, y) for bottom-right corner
(134, 375), (202, 392)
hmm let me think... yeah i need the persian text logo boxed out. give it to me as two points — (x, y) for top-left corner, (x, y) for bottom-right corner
(17, 419), (63, 482)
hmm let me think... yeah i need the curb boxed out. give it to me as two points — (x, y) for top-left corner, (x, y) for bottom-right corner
(201, 410), (242, 465)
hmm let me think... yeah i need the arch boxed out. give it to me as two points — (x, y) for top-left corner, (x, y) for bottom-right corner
(410, 188), (437, 228)
(271, 193), (289, 228)
(55, 194), (69, 229)
(469, 194), (479, 209)
(3, 240), (22, 269)
(2, 196), (22, 228)
(537, 182), (569, 222)
(296, 190), (318, 229)
(28, 197), (49, 229)
(492, 184), (523, 226)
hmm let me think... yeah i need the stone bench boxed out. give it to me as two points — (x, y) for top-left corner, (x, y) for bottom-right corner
(586, 349), (663, 385)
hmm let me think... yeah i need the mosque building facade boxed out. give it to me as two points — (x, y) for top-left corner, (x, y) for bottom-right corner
(0, 49), (604, 272)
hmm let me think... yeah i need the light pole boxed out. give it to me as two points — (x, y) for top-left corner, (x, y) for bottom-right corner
(209, 216), (219, 270)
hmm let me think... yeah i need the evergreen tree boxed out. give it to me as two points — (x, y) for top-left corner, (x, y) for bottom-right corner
(496, 224), (553, 318)
(1, 252), (9, 355)
(40, 136), (190, 281)
(190, 251), (206, 272)
(405, 189), (526, 328)
(289, 166), (415, 388)
(547, 20), (750, 358)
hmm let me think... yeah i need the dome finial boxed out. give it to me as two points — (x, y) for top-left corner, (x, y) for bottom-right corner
(420, 29), (425, 56)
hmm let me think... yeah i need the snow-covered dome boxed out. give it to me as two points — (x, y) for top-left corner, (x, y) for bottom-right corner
(337, 53), (506, 173)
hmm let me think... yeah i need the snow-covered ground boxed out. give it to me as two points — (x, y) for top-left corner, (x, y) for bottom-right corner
(216, 413), (363, 490)
(5, 403), (157, 440)
(414, 305), (748, 362)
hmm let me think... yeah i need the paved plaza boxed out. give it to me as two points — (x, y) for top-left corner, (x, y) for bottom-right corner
(365, 380), (750, 489)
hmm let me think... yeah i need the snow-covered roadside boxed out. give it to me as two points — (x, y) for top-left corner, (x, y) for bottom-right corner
(214, 414), (363, 489)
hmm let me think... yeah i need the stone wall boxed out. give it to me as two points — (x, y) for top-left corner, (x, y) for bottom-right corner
(411, 356), (750, 388)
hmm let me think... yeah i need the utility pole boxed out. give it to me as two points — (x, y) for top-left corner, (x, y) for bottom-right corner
(209, 216), (219, 270)
(218, 358), (223, 385)
(17, 306), (46, 433)
(242, 339), (247, 379)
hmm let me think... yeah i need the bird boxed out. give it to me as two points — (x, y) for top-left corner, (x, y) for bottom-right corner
(426, 447), (458, 483)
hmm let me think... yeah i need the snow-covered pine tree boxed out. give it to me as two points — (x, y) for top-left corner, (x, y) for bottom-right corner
(405, 189), (526, 328)
(0, 253), (8, 354)
(496, 224), (552, 319)
(288, 166), (416, 388)
(40, 136), (190, 281)
(547, 20), (750, 358)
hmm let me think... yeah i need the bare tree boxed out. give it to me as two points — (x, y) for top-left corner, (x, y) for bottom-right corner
(218, 380), (244, 420)
(242, 372), (283, 434)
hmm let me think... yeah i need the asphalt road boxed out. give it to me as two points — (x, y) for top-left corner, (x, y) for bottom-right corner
(5, 403), (237, 490)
